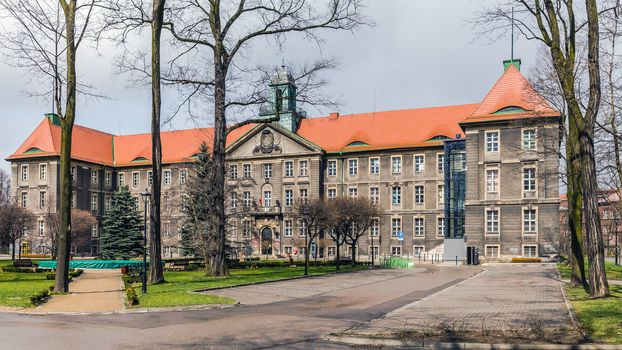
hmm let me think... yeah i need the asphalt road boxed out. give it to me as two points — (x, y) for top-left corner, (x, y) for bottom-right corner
(0, 266), (480, 350)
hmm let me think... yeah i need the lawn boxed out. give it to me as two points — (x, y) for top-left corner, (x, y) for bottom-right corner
(134, 265), (364, 308)
(558, 261), (622, 281)
(0, 269), (52, 308)
(565, 284), (622, 344)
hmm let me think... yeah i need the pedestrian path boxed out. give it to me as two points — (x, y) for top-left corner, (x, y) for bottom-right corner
(32, 269), (123, 314)
(347, 265), (571, 335)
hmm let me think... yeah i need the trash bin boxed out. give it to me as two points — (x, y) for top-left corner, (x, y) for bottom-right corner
(466, 246), (474, 265)
(474, 248), (480, 265)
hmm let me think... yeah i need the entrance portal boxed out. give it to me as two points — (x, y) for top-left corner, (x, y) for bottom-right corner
(261, 227), (273, 255)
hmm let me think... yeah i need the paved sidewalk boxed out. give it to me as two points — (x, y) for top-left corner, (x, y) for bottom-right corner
(346, 265), (571, 335)
(32, 269), (123, 314)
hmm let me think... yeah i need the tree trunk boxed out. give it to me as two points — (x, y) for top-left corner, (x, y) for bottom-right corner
(335, 232), (340, 271)
(351, 242), (356, 266)
(11, 238), (15, 261)
(55, 0), (77, 293)
(209, 44), (229, 277)
(583, 0), (609, 297)
(148, 0), (166, 285)
(566, 111), (587, 288)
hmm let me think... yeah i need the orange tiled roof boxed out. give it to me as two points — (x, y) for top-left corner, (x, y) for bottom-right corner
(7, 63), (560, 165)
(462, 64), (560, 124)
(6, 118), (253, 166)
(298, 104), (479, 153)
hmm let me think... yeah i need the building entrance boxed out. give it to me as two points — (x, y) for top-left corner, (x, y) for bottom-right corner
(261, 227), (273, 255)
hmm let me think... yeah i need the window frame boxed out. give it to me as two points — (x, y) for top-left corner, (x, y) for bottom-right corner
(522, 207), (538, 235)
(299, 160), (309, 177)
(104, 171), (112, 187)
(91, 169), (98, 185)
(39, 191), (46, 209)
(485, 244), (501, 258)
(486, 167), (499, 195)
(391, 186), (402, 207)
(284, 161), (294, 178)
(348, 158), (358, 177)
(391, 155), (402, 175)
(263, 163), (273, 180)
(132, 171), (140, 188)
(485, 208), (500, 235)
(229, 164), (238, 180)
(284, 189), (293, 207)
(243, 163), (251, 179)
(437, 153), (445, 175)
(522, 128), (537, 151)
(327, 160), (337, 177)
(390, 246), (402, 256)
(522, 244), (538, 258)
(436, 216), (445, 238)
(522, 166), (537, 195)
(21, 165), (29, 182)
(163, 169), (172, 186)
(369, 157), (380, 175)
(413, 154), (425, 174)
(370, 186), (379, 205)
(39, 163), (47, 180)
(414, 185), (425, 206)
(485, 130), (500, 153)
(413, 216), (425, 237)
(391, 217), (402, 237)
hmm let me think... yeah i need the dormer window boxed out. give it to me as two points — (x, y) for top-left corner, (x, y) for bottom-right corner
(346, 141), (368, 147)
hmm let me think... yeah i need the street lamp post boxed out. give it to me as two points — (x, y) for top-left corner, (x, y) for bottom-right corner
(140, 190), (151, 294)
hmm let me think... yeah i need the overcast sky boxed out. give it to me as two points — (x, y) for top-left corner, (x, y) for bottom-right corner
(0, 0), (539, 174)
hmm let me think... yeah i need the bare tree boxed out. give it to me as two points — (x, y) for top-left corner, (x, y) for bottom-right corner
(343, 197), (379, 265)
(326, 196), (358, 271)
(155, 0), (367, 276)
(295, 197), (328, 276)
(0, 204), (34, 260)
(0, 170), (10, 207)
(476, 0), (609, 297)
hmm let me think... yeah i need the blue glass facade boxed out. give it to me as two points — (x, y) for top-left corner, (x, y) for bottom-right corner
(444, 139), (466, 239)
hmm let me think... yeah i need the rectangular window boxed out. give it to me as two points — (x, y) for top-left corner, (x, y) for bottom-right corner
(72, 191), (76, 209)
(437, 154), (445, 174)
(21, 165), (29, 181)
(523, 245), (537, 258)
(132, 172), (140, 188)
(298, 220), (307, 236)
(180, 169), (187, 185)
(39, 191), (46, 209)
(285, 189), (293, 207)
(105, 172), (112, 187)
(437, 217), (445, 237)
(118, 173), (126, 187)
(91, 222), (99, 238)
(91, 170), (98, 185)
(328, 246), (336, 257)
(391, 217), (401, 237)
(486, 169), (499, 193)
(39, 164), (47, 180)
(105, 196), (111, 212)
(229, 164), (238, 180)
(392, 186), (401, 206)
(147, 171), (153, 186)
(71, 166), (76, 182)
(348, 159), (358, 177)
(348, 187), (358, 198)
(284, 220), (293, 237)
(370, 218), (379, 237)
(523, 168), (536, 192)
(369, 246), (379, 258)
(243, 191), (251, 207)
(486, 131), (499, 152)
(299, 160), (308, 176)
(523, 129), (537, 151)
(285, 161), (293, 177)
(231, 192), (238, 208)
(327, 188), (337, 198)
(486, 209), (499, 234)
(414, 155), (424, 173)
(38, 220), (45, 237)
(243, 164), (251, 179)
(370, 187), (379, 205)
(242, 221), (251, 238)
(414, 217), (425, 237)
(263, 163), (273, 179)
(163, 170), (171, 185)
(91, 193), (98, 213)
(299, 188), (308, 202)
(437, 184), (444, 206)
(21, 192), (27, 208)
(415, 185), (424, 205)
(486, 245), (500, 258)
(327, 160), (337, 177)
(263, 191), (271, 207)
(392, 156), (402, 174)
(369, 158), (380, 175)
(391, 246), (402, 256)
(523, 209), (537, 234)
(284, 246), (293, 255)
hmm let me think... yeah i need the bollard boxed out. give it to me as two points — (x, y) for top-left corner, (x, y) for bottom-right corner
(455, 255), (458, 265)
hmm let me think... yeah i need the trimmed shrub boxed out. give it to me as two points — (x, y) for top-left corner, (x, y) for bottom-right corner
(125, 286), (139, 306)
(227, 259), (336, 269)
(1, 266), (46, 273)
(69, 269), (84, 278)
(30, 289), (50, 305)
(122, 274), (140, 288)
(20, 254), (50, 259)
(511, 257), (542, 263)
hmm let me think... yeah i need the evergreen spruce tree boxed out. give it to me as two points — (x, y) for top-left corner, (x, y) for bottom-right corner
(100, 186), (143, 260)
(183, 143), (219, 274)
(178, 224), (196, 257)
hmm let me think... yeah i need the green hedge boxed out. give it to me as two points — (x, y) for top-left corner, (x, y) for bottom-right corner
(30, 289), (50, 305)
(125, 286), (139, 305)
(1, 266), (47, 273)
(227, 260), (337, 269)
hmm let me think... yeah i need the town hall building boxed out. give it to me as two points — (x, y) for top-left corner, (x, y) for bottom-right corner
(7, 59), (561, 261)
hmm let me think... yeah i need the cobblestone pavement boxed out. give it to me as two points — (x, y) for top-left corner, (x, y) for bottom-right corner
(347, 265), (571, 335)
(31, 269), (123, 314)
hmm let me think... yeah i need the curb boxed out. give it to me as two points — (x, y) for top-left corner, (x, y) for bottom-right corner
(324, 334), (621, 349)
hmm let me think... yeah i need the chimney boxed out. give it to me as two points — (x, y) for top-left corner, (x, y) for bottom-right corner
(328, 112), (339, 120)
